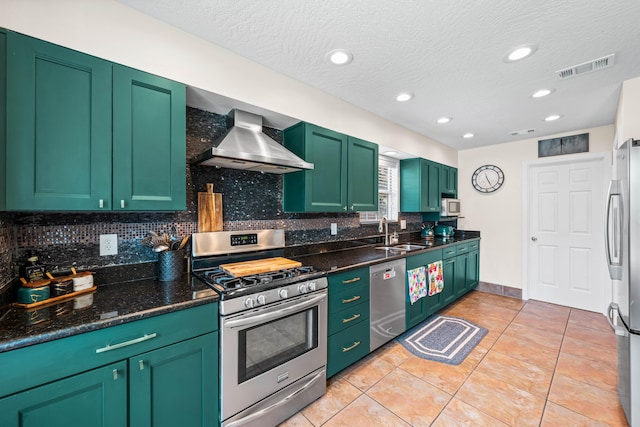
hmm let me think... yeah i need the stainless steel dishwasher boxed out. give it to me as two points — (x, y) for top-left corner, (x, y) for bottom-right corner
(370, 259), (407, 351)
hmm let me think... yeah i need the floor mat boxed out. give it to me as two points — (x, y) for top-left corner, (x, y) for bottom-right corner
(396, 315), (488, 365)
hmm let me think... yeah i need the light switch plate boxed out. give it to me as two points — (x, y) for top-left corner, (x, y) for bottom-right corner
(100, 234), (118, 256)
(330, 223), (337, 235)
(400, 220), (407, 230)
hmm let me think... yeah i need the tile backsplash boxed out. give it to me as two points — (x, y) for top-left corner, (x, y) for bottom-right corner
(0, 107), (423, 286)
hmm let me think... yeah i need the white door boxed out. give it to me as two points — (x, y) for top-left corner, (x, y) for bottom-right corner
(526, 153), (609, 312)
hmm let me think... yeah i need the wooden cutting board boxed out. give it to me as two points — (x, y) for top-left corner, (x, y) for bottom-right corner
(198, 183), (223, 232)
(220, 257), (302, 277)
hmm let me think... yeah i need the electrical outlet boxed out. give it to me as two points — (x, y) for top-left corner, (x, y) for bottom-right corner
(400, 219), (407, 230)
(330, 223), (337, 235)
(100, 234), (118, 256)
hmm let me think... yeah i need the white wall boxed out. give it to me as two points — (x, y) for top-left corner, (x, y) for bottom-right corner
(1, 0), (456, 166)
(457, 124), (614, 289)
(616, 76), (640, 145)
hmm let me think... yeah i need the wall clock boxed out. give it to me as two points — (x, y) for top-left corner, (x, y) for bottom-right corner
(472, 165), (504, 193)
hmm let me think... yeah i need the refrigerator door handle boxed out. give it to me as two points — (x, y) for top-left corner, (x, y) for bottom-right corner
(607, 302), (628, 336)
(605, 180), (623, 280)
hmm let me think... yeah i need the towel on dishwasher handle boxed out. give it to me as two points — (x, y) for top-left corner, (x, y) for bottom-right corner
(407, 266), (427, 304)
(428, 260), (444, 296)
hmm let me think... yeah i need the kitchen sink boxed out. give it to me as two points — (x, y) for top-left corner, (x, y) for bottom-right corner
(375, 244), (426, 252)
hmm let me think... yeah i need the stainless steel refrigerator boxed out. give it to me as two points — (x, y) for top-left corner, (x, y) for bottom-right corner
(606, 138), (639, 427)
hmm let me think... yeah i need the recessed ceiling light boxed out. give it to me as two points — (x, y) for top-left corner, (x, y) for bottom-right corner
(326, 49), (353, 65)
(544, 114), (561, 121)
(396, 92), (414, 102)
(530, 88), (554, 98)
(383, 150), (398, 156)
(436, 117), (452, 124)
(503, 44), (538, 63)
(462, 133), (474, 139)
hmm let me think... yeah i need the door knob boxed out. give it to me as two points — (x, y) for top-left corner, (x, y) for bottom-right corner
(531, 237), (538, 241)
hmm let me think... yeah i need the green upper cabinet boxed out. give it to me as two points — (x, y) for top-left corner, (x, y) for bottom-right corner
(5, 32), (113, 210)
(283, 122), (378, 212)
(441, 165), (458, 197)
(400, 158), (441, 213)
(3, 32), (186, 211)
(347, 136), (378, 211)
(113, 65), (186, 211)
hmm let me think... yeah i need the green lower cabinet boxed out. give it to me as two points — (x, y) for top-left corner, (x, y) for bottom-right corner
(405, 249), (442, 329)
(455, 254), (469, 299)
(129, 333), (218, 427)
(466, 250), (480, 291)
(327, 318), (370, 378)
(442, 257), (457, 306)
(0, 361), (128, 427)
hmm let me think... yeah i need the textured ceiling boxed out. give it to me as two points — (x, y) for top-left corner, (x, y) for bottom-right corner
(118, 0), (640, 150)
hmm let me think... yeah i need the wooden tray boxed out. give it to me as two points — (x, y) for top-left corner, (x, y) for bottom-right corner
(12, 286), (97, 310)
(220, 257), (302, 277)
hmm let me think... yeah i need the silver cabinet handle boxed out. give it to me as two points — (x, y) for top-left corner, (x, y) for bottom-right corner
(350, 205), (354, 211)
(341, 295), (361, 304)
(342, 341), (361, 352)
(99, 199), (104, 208)
(113, 369), (119, 380)
(531, 237), (537, 241)
(343, 206), (347, 211)
(139, 360), (145, 370)
(95, 333), (157, 353)
(120, 200), (125, 209)
(342, 313), (361, 323)
(342, 277), (361, 284)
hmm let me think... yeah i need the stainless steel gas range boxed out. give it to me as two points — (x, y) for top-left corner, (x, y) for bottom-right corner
(191, 230), (327, 427)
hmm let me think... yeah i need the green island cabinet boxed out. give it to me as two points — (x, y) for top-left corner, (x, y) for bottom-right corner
(2, 31), (186, 211)
(0, 303), (218, 427)
(400, 158), (441, 213)
(440, 165), (458, 197)
(282, 122), (378, 212)
(405, 248), (443, 329)
(327, 266), (370, 377)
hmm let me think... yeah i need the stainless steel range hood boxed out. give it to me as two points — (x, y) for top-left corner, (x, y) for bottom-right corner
(193, 109), (313, 173)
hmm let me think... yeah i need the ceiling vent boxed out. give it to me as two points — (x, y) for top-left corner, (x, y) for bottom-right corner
(556, 54), (615, 79)
(510, 128), (536, 136)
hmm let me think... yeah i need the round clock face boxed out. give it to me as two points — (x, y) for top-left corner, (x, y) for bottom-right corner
(472, 165), (504, 193)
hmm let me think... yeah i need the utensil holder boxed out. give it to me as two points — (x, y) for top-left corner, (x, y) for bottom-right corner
(157, 250), (184, 282)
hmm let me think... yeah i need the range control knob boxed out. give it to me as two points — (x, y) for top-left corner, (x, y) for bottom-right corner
(256, 294), (267, 305)
(308, 281), (317, 291)
(278, 288), (289, 299)
(298, 283), (309, 294)
(244, 298), (255, 309)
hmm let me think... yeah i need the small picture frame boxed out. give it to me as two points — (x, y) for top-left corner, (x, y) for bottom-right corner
(538, 133), (589, 157)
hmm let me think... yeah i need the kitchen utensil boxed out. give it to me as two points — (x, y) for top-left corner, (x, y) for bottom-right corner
(177, 235), (189, 251)
(198, 183), (223, 232)
(153, 244), (169, 252)
(220, 257), (302, 277)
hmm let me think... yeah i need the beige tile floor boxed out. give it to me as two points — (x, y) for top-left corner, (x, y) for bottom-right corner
(280, 290), (629, 427)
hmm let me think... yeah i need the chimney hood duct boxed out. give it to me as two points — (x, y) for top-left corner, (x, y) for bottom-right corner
(193, 109), (313, 174)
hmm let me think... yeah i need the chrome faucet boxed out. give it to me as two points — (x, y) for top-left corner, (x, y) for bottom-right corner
(378, 217), (389, 246)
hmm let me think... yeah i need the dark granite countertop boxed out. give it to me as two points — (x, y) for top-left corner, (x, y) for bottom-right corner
(0, 271), (217, 353)
(290, 232), (481, 273)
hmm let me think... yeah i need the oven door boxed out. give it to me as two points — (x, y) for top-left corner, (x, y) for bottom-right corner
(220, 290), (327, 422)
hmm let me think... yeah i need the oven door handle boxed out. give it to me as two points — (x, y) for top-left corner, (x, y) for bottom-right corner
(224, 293), (327, 329)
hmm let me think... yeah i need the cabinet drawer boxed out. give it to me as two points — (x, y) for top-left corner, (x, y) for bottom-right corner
(406, 249), (443, 270)
(328, 267), (369, 292)
(329, 284), (369, 314)
(468, 240), (480, 251)
(327, 320), (370, 377)
(456, 243), (469, 254)
(328, 300), (369, 335)
(442, 245), (457, 259)
(0, 303), (217, 398)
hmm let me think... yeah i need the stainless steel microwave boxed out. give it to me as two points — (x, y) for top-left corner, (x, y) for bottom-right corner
(441, 198), (460, 216)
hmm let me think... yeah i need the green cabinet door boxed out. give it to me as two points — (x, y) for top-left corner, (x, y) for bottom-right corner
(441, 165), (458, 196)
(400, 158), (441, 213)
(455, 253), (469, 299)
(442, 257), (457, 305)
(467, 249), (479, 291)
(129, 333), (218, 427)
(5, 32), (112, 210)
(347, 136), (378, 212)
(113, 65), (186, 211)
(0, 361), (127, 427)
(0, 30), (6, 209)
(405, 250), (442, 329)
